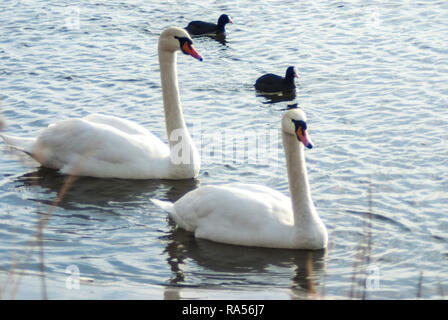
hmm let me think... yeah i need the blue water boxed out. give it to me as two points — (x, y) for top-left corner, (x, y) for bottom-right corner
(0, 0), (447, 299)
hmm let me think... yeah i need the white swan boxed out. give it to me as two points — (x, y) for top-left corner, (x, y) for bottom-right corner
(1, 27), (202, 179)
(153, 108), (328, 249)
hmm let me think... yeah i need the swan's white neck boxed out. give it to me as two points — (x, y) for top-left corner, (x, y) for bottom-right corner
(159, 49), (186, 144)
(158, 46), (199, 177)
(282, 131), (318, 225)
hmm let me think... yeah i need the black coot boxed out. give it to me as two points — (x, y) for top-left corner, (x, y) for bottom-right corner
(185, 14), (233, 35)
(254, 66), (298, 93)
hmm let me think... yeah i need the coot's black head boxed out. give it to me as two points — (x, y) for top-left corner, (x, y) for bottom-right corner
(218, 14), (233, 27)
(285, 66), (299, 80)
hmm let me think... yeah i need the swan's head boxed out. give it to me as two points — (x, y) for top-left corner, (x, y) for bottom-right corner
(159, 27), (203, 61)
(282, 108), (313, 149)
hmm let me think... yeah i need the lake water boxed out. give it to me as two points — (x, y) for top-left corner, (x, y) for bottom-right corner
(0, 0), (447, 299)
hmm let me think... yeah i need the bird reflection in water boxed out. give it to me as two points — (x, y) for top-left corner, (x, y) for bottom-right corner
(16, 167), (200, 211)
(257, 89), (297, 104)
(190, 32), (229, 46)
(162, 227), (327, 300)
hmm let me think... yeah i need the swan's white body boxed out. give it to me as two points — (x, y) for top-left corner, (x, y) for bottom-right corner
(153, 109), (328, 249)
(1, 27), (201, 179)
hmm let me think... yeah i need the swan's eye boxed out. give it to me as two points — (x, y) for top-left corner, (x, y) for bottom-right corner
(292, 119), (312, 148)
(174, 36), (192, 48)
(174, 36), (202, 61)
(291, 119), (307, 132)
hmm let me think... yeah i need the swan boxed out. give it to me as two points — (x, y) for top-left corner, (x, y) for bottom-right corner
(185, 14), (233, 36)
(255, 66), (298, 93)
(1, 27), (203, 179)
(152, 108), (328, 249)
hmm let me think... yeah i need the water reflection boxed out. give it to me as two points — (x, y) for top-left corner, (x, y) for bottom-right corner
(256, 89), (296, 104)
(191, 33), (228, 45)
(16, 168), (200, 211)
(162, 227), (327, 299)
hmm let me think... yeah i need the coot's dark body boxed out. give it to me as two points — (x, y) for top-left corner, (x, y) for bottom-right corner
(254, 66), (298, 93)
(185, 14), (233, 35)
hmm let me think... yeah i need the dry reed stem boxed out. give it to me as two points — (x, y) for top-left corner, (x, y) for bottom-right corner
(361, 182), (374, 300)
(349, 181), (374, 300)
(8, 173), (79, 299)
(437, 276), (444, 299)
(0, 139), (89, 299)
(417, 271), (424, 299)
(1, 137), (100, 299)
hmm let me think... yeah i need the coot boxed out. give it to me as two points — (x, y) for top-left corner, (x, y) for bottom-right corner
(254, 66), (298, 93)
(185, 14), (233, 35)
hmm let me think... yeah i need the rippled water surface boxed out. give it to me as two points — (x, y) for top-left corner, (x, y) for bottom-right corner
(1, 0), (447, 299)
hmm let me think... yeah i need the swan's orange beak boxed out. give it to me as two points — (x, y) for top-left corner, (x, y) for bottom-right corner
(182, 41), (203, 61)
(296, 128), (313, 149)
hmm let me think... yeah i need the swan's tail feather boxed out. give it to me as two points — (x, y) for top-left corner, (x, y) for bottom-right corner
(0, 134), (35, 155)
(151, 199), (175, 214)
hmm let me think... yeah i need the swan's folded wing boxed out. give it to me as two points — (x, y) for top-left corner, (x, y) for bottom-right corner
(172, 183), (295, 246)
(83, 114), (169, 158)
(84, 114), (154, 137)
(33, 118), (169, 176)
